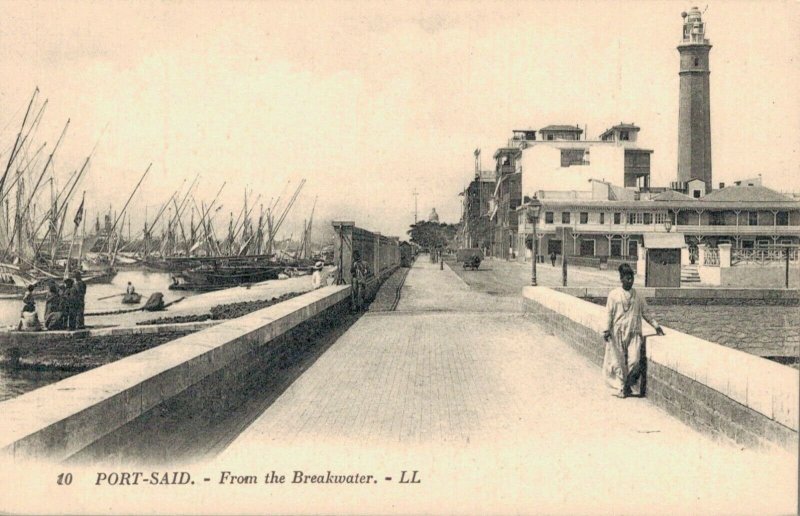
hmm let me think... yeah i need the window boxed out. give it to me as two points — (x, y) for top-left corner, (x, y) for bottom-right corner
(693, 190), (701, 198)
(579, 212), (588, 224)
(545, 211), (554, 224)
(643, 213), (652, 225)
(613, 213), (621, 225)
(580, 239), (595, 256)
(620, 131), (629, 141)
(599, 213), (605, 224)
(694, 57), (699, 66)
(628, 240), (638, 258)
(654, 212), (668, 224)
(547, 134), (554, 141)
(777, 212), (789, 226)
(561, 149), (587, 167)
(628, 212), (644, 225)
(741, 239), (754, 249)
(756, 239), (770, 248)
(748, 211), (758, 225)
(610, 239), (622, 257)
(562, 212), (570, 224)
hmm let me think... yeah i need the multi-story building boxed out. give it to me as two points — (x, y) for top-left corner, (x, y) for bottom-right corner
(490, 147), (522, 258)
(458, 172), (495, 250)
(517, 182), (800, 267)
(499, 7), (800, 270)
(516, 122), (655, 195)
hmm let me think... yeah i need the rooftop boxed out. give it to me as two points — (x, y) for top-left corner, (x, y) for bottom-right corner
(702, 186), (795, 203)
(599, 123), (641, 139)
(652, 190), (695, 201)
(539, 125), (583, 133)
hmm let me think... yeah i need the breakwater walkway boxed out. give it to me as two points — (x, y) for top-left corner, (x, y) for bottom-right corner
(218, 258), (796, 514)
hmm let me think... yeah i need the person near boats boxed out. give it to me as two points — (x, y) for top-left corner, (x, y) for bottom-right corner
(45, 284), (66, 330)
(18, 284), (41, 331)
(21, 284), (36, 313)
(64, 278), (79, 330)
(126, 281), (136, 295)
(350, 250), (369, 311)
(73, 271), (86, 329)
(311, 261), (329, 290)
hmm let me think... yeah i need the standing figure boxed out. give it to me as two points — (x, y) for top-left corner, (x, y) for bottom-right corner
(64, 278), (77, 330)
(73, 271), (87, 329)
(602, 263), (665, 398)
(350, 250), (368, 312)
(126, 281), (136, 294)
(45, 284), (65, 330)
(550, 251), (557, 267)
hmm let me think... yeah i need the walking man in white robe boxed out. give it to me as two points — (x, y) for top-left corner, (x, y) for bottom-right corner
(602, 263), (664, 398)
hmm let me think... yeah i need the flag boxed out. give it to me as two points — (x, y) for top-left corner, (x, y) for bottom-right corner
(73, 194), (85, 227)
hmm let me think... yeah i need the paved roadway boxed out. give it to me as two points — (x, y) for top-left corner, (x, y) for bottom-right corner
(448, 256), (643, 296)
(217, 258), (796, 514)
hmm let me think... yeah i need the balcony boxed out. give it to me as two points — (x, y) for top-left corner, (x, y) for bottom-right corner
(675, 225), (800, 236)
(524, 221), (800, 237)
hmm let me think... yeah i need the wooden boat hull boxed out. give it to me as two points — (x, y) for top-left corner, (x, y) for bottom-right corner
(121, 292), (142, 304)
(170, 265), (282, 291)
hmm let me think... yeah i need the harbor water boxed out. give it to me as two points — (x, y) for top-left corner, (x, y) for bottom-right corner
(0, 270), (193, 328)
(0, 270), (200, 401)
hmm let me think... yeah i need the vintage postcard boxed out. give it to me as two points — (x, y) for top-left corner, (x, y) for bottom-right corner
(0, 1), (797, 514)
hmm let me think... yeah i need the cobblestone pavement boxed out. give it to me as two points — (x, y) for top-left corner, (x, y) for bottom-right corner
(448, 256), (643, 295)
(218, 258), (796, 514)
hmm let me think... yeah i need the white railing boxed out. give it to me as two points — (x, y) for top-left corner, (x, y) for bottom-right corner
(703, 248), (719, 266)
(731, 247), (799, 266)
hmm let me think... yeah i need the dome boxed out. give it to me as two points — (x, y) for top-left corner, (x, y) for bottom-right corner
(428, 208), (440, 223)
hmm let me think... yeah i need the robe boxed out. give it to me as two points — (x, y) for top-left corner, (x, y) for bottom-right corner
(603, 287), (658, 397)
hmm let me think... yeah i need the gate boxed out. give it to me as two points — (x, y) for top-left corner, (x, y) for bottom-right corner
(646, 249), (681, 287)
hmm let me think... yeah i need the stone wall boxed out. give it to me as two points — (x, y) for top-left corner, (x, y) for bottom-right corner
(523, 287), (798, 451)
(721, 266), (800, 288)
(0, 286), (351, 462)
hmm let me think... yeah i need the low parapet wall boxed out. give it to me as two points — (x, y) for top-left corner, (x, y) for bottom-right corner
(0, 285), (351, 462)
(554, 286), (800, 304)
(524, 287), (798, 451)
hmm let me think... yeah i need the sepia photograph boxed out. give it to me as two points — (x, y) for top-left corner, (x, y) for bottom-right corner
(0, 0), (798, 514)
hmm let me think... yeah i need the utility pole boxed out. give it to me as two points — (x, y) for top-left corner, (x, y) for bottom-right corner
(412, 189), (419, 224)
(475, 148), (481, 251)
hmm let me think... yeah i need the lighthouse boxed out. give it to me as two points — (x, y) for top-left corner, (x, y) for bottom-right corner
(677, 7), (713, 192)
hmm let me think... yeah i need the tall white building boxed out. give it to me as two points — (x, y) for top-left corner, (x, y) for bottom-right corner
(515, 124), (654, 197)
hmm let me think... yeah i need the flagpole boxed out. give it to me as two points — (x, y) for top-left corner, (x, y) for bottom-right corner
(64, 191), (85, 279)
(77, 197), (87, 271)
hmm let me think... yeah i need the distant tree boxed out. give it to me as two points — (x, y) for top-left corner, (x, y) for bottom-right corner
(407, 221), (459, 250)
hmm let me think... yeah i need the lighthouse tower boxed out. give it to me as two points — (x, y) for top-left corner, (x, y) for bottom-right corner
(677, 7), (713, 192)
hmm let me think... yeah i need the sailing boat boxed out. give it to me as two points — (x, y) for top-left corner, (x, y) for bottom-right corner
(169, 180), (311, 291)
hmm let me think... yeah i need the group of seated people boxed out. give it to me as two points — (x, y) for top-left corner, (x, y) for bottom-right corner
(18, 272), (87, 331)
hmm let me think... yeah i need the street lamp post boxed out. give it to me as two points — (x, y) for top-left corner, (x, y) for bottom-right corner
(526, 196), (542, 287)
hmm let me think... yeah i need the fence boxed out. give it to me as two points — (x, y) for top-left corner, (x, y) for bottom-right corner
(696, 244), (800, 288)
(332, 222), (400, 296)
(731, 247), (799, 266)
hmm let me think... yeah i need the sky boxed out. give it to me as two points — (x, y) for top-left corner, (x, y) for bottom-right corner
(1, 0), (798, 240)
